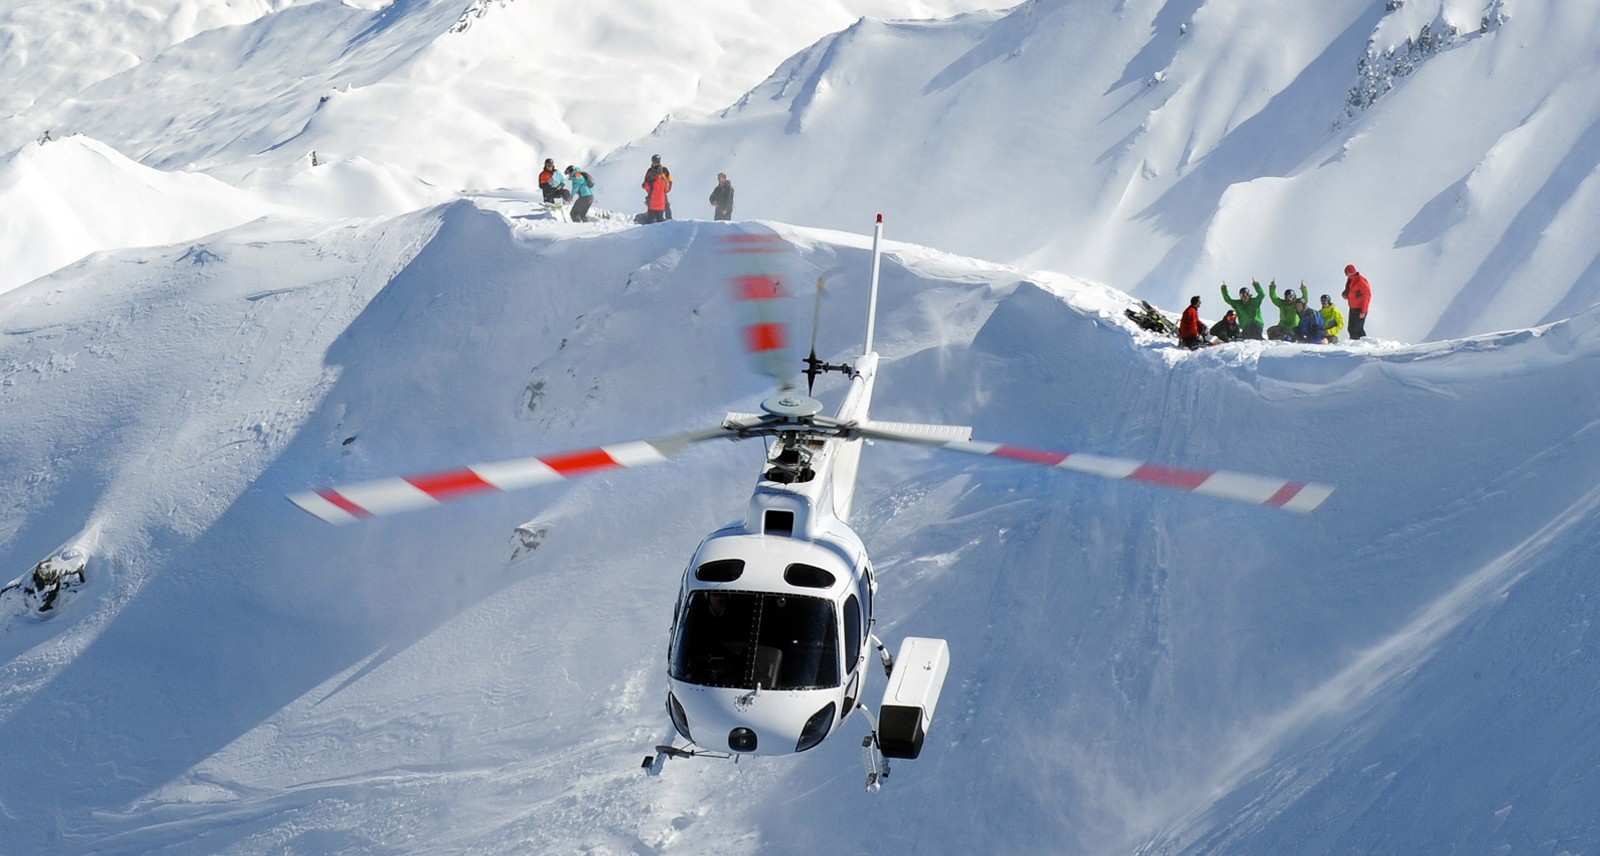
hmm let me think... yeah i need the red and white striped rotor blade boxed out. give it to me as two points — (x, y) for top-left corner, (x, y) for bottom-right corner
(854, 427), (1333, 513)
(289, 425), (736, 525)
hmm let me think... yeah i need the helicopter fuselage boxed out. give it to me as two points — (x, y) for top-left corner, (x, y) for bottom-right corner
(666, 526), (873, 756)
(664, 358), (881, 757)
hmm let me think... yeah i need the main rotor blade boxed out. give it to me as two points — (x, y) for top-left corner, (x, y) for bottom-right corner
(853, 425), (1334, 514)
(289, 425), (738, 525)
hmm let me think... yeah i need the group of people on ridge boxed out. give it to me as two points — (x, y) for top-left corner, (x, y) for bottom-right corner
(538, 158), (596, 222)
(538, 154), (735, 224)
(1177, 265), (1373, 349)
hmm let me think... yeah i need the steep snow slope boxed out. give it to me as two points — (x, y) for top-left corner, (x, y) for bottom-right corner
(636, 0), (1600, 343)
(8, 1), (1596, 345)
(0, 0), (304, 120)
(2, 202), (1597, 853)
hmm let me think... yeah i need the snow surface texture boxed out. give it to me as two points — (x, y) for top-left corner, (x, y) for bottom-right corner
(2, 1), (1600, 854)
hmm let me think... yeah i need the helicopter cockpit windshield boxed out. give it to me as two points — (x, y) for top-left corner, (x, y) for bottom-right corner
(671, 591), (839, 691)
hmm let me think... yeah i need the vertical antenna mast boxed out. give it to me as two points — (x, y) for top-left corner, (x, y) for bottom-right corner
(864, 214), (884, 356)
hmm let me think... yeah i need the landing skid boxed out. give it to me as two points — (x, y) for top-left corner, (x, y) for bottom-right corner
(641, 743), (734, 774)
(855, 704), (891, 792)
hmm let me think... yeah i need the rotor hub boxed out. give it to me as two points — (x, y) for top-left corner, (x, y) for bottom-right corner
(760, 394), (823, 419)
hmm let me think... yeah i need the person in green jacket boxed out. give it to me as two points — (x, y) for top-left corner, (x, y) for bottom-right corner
(1219, 282), (1266, 339)
(1267, 280), (1307, 340)
(1318, 294), (1345, 342)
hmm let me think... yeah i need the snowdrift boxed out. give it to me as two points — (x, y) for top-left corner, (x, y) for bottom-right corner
(0, 135), (286, 294)
(2, 201), (1599, 853)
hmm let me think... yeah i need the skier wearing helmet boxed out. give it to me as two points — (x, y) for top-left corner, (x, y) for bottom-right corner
(538, 158), (571, 204)
(642, 154), (673, 223)
(1267, 280), (1307, 340)
(1318, 294), (1345, 342)
(1292, 294), (1327, 344)
(1210, 308), (1242, 343)
(1219, 281), (1265, 339)
(566, 165), (595, 222)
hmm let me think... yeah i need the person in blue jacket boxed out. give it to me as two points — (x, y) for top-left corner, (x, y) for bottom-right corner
(1292, 295), (1327, 344)
(565, 166), (595, 222)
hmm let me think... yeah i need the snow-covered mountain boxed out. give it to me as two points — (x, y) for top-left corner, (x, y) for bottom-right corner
(640, 0), (1599, 343)
(10, 0), (1595, 343)
(3, 1), (1599, 854)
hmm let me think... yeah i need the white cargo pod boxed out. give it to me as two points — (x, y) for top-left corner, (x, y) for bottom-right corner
(877, 636), (950, 759)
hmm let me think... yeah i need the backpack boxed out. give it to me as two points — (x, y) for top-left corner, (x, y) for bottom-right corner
(579, 171), (595, 188)
(1125, 300), (1177, 336)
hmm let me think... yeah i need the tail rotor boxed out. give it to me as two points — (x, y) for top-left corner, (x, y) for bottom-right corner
(804, 266), (852, 395)
(721, 231), (797, 392)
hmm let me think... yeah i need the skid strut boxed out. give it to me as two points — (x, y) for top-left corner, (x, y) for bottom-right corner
(855, 703), (890, 792)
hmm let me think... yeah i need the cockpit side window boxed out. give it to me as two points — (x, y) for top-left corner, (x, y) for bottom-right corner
(670, 591), (839, 690)
(695, 559), (744, 582)
(783, 563), (835, 588)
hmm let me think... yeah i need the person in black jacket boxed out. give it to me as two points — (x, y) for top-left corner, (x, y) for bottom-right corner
(710, 173), (734, 220)
(1210, 309), (1242, 343)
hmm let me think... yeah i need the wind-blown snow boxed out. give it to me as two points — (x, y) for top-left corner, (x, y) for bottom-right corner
(3, 1), (1600, 854)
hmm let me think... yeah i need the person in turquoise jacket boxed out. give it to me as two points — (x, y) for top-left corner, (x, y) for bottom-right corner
(1318, 294), (1345, 342)
(1219, 281), (1266, 339)
(1267, 280), (1307, 340)
(565, 165), (595, 222)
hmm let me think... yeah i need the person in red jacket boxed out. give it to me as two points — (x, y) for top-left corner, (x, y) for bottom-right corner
(1342, 263), (1372, 340)
(641, 154), (673, 223)
(1179, 295), (1207, 349)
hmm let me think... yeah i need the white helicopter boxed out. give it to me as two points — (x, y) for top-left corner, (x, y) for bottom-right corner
(289, 216), (1333, 790)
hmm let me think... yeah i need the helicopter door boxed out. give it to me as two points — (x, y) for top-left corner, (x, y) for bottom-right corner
(842, 593), (863, 713)
(860, 564), (875, 621)
(843, 594), (862, 672)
